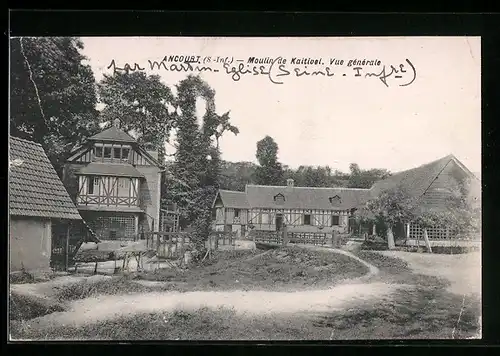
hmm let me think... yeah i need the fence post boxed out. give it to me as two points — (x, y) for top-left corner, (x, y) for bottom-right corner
(282, 225), (288, 246)
(65, 224), (70, 272)
(168, 235), (173, 258)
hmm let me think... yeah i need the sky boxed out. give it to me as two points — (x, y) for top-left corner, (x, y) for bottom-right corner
(80, 37), (481, 175)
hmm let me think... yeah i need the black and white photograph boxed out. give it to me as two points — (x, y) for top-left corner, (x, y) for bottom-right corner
(8, 35), (481, 341)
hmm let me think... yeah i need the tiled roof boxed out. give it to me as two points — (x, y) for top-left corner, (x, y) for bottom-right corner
(9, 136), (82, 220)
(370, 154), (458, 199)
(245, 185), (371, 210)
(76, 162), (145, 178)
(214, 155), (478, 214)
(88, 126), (137, 143)
(218, 190), (250, 209)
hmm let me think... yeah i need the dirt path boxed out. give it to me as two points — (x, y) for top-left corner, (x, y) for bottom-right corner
(25, 247), (411, 329)
(378, 250), (481, 296)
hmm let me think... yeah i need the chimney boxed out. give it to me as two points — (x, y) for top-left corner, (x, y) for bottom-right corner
(286, 179), (294, 188)
(113, 118), (121, 128)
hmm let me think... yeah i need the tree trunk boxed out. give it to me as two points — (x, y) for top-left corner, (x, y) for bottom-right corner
(423, 228), (433, 253)
(387, 225), (396, 250)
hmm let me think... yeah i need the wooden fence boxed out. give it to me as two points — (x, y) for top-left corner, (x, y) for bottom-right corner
(144, 231), (238, 258)
(144, 231), (191, 259)
(288, 232), (328, 246)
(249, 229), (348, 247)
(250, 230), (284, 245)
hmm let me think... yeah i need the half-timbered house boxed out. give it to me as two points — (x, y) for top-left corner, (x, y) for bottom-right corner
(213, 154), (480, 245)
(213, 179), (371, 237)
(62, 119), (163, 241)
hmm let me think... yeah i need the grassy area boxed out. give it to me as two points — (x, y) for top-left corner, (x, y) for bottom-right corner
(9, 291), (65, 321)
(321, 250), (481, 339)
(314, 288), (480, 339)
(43, 246), (368, 303)
(10, 286), (480, 340)
(9, 307), (328, 340)
(136, 246), (369, 292)
(9, 247), (481, 340)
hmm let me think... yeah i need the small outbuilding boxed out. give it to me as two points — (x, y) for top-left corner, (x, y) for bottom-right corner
(9, 136), (96, 273)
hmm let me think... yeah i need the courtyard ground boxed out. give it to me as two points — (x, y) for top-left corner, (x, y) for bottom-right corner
(9, 245), (481, 340)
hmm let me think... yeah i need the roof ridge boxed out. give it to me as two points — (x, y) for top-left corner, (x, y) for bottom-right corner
(10, 135), (43, 147)
(89, 125), (137, 142)
(389, 154), (453, 176)
(245, 184), (370, 191)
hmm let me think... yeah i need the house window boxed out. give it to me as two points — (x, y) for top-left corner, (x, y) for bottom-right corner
(261, 211), (269, 224)
(113, 147), (122, 159)
(95, 146), (103, 158)
(304, 214), (311, 225)
(118, 178), (129, 189)
(329, 195), (341, 205)
(274, 194), (285, 204)
(234, 209), (240, 218)
(122, 148), (130, 160)
(331, 215), (340, 226)
(88, 176), (99, 195)
(104, 147), (112, 158)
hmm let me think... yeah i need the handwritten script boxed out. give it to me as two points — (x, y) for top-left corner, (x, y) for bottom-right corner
(107, 55), (417, 88)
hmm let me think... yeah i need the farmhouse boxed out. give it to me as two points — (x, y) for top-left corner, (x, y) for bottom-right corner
(212, 154), (481, 245)
(212, 178), (371, 237)
(62, 119), (163, 241)
(9, 136), (96, 272)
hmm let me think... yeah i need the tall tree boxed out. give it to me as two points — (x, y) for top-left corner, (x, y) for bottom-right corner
(363, 186), (418, 250)
(97, 71), (176, 164)
(10, 37), (100, 174)
(219, 161), (258, 191)
(348, 163), (391, 188)
(164, 75), (238, 250)
(254, 136), (284, 185)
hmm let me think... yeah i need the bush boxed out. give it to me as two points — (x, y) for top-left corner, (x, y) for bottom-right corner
(361, 240), (389, 251)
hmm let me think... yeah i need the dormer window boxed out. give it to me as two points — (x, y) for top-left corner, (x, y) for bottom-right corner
(122, 148), (130, 160)
(93, 144), (131, 162)
(113, 147), (122, 159)
(104, 147), (112, 159)
(329, 195), (342, 205)
(95, 146), (103, 158)
(274, 193), (285, 204)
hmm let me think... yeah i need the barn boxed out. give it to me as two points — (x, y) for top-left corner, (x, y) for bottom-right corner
(368, 154), (481, 247)
(9, 136), (95, 273)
